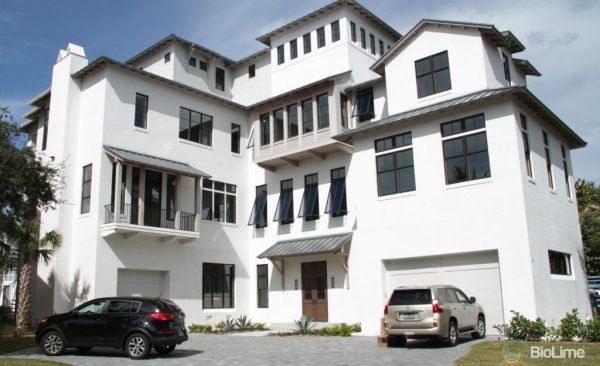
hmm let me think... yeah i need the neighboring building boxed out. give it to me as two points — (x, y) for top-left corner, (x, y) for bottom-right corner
(21, 0), (589, 334)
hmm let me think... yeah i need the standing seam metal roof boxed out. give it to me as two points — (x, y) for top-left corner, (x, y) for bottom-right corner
(257, 232), (352, 259)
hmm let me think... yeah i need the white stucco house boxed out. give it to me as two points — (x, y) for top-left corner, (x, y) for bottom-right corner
(21, 0), (589, 335)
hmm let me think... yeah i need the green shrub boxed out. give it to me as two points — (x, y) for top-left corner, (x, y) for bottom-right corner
(493, 311), (547, 341)
(250, 322), (266, 331)
(236, 315), (253, 330)
(350, 323), (361, 333)
(584, 316), (600, 342)
(0, 306), (13, 321)
(188, 323), (212, 333)
(558, 309), (584, 341)
(293, 315), (315, 334)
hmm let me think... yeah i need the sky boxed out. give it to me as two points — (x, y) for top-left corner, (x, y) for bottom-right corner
(1, 0), (598, 182)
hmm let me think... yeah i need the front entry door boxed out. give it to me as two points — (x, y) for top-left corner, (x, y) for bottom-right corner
(144, 170), (162, 227)
(301, 261), (328, 321)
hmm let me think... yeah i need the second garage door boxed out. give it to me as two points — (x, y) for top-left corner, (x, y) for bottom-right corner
(117, 269), (168, 298)
(384, 250), (504, 333)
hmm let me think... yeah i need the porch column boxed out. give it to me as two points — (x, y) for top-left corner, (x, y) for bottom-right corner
(174, 174), (182, 230)
(113, 161), (122, 223)
(138, 167), (146, 225)
(194, 177), (201, 231)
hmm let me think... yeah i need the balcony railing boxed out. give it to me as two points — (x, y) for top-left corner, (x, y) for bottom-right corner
(104, 204), (196, 232)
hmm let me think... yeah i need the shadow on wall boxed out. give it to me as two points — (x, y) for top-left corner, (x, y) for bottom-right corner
(55, 268), (91, 310)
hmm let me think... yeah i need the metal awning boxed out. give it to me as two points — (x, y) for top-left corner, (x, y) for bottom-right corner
(258, 232), (352, 259)
(104, 145), (210, 178)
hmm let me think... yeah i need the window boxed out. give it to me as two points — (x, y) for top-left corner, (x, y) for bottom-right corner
(350, 21), (356, 42)
(202, 179), (236, 224)
(299, 173), (319, 220)
(325, 167), (347, 216)
(379, 39), (384, 56)
(340, 94), (348, 128)
(415, 51), (451, 98)
(548, 250), (571, 275)
(317, 93), (329, 129)
(274, 179), (294, 224)
(290, 39), (298, 59)
(360, 28), (366, 49)
(352, 88), (374, 122)
(543, 131), (554, 189)
(561, 145), (571, 198)
(441, 114), (490, 184)
(520, 114), (533, 178)
(257, 265), (269, 308)
(42, 108), (49, 151)
(164, 52), (170, 63)
(317, 27), (325, 48)
(179, 107), (212, 146)
(277, 45), (285, 65)
(203, 263), (234, 309)
(273, 108), (284, 142)
(302, 98), (313, 133)
(199, 60), (208, 71)
(134, 93), (148, 129)
(215, 68), (225, 91)
(375, 132), (415, 196)
(231, 123), (240, 154)
(249, 64), (256, 78)
(131, 167), (140, 224)
(248, 185), (267, 228)
(107, 300), (141, 313)
(81, 164), (92, 214)
(260, 113), (270, 146)
(303, 33), (311, 54)
(166, 174), (176, 221)
(76, 300), (106, 314)
(369, 34), (375, 55)
(502, 54), (511, 83)
(188, 57), (197, 67)
(287, 103), (298, 138)
(331, 20), (340, 42)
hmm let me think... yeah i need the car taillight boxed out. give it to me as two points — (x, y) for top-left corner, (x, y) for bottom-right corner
(432, 301), (443, 313)
(150, 312), (174, 321)
(384, 304), (388, 315)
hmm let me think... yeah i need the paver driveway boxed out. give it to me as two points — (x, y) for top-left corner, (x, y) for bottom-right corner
(5, 334), (487, 366)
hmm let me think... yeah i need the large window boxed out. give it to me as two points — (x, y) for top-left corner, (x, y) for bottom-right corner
(134, 93), (148, 129)
(561, 145), (571, 198)
(543, 131), (554, 189)
(81, 164), (92, 214)
(274, 179), (294, 224)
(375, 132), (415, 196)
(350, 22), (356, 42)
(317, 27), (325, 48)
(202, 179), (236, 224)
(325, 167), (347, 216)
(352, 88), (374, 122)
(274, 108), (284, 142)
(331, 20), (340, 42)
(441, 114), (490, 184)
(231, 123), (240, 154)
(520, 114), (533, 178)
(302, 98), (313, 133)
(415, 51), (451, 98)
(179, 107), (212, 146)
(290, 39), (298, 60)
(277, 45), (284, 65)
(257, 264), (269, 308)
(548, 250), (571, 276)
(360, 28), (366, 49)
(303, 33), (311, 54)
(203, 263), (234, 309)
(317, 93), (329, 129)
(215, 68), (225, 91)
(260, 113), (270, 146)
(287, 103), (299, 138)
(248, 185), (267, 228)
(299, 173), (319, 221)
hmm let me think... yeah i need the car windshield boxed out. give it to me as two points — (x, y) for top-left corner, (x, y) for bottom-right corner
(389, 289), (432, 305)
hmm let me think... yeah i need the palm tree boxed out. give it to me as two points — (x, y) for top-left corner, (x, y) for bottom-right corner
(12, 218), (61, 329)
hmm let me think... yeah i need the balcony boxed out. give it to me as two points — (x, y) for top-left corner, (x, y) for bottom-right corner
(102, 204), (200, 243)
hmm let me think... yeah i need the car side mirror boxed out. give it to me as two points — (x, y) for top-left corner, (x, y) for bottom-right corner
(469, 297), (476, 304)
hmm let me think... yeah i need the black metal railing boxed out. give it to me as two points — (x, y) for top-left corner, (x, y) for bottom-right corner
(180, 212), (196, 232)
(104, 204), (140, 225)
(104, 203), (196, 232)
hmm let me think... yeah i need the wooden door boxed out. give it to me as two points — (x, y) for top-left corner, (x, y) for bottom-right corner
(301, 261), (328, 321)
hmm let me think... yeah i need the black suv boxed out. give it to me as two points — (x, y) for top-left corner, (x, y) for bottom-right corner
(35, 297), (188, 359)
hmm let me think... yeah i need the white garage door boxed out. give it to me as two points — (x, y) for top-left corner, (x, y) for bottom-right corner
(117, 269), (168, 297)
(384, 250), (504, 333)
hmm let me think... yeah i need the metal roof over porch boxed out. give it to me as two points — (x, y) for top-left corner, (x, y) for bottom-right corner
(257, 232), (352, 259)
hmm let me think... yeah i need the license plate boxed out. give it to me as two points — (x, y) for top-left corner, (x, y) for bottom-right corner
(403, 314), (415, 320)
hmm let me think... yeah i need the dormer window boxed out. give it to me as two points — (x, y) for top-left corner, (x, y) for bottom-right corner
(415, 51), (451, 98)
(199, 60), (208, 71)
(216, 68), (225, 91)
(164, 52), (171, 63)
(502, 54), (511, 83)
(352, 88), (374, 122)
(188, 57), (197, 67)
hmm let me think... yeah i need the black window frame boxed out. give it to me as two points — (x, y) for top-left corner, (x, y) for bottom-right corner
(543, 131), (554, 189)
(215, 67), (225, 91)
(520, 114), (533, 178)
(257, 264), (269, 308)
(360, 28), (366, 49)
(41, 108), (49, 151)
(164, 52), (171, 63)
(331, 20), (340, 42)
(325, 167), (347, 216)
(290, 39), (298, 60)
(350, 21), (356, 42)
(249, 64), (256, 78)
(166, 173), (176, 221)
(502, 53), (511, 83)
(231, 123), (241, 154)
(369, 34), (376, 55)
(287, 103), (299, 138)
(415, 51), (452, 98)
(379, 39), (384, 56)
(260, 113), (270, 146)
(561, 145), (571, 198)
(274, 179), (294, 224)
(188, 57), (197, 67)
(340, 93), (348, 129)
(248, 185), (268, 228)
(302, 98), (313, 134)
(375, 132), (416, 196)
(179, 107), (213, 146)
(134, 93), (148, 129)
(273, 108), (284, 142)
(317, 93), (329, 129)
(199, 60), (208, 71)
(81, 164), (92, 214)
(277, 44), (285, 65)
(303, 33), (312, 54)
(548, 250), (571, 276)
(298, 173), (319, 221)
(203, 263), (235, 309)
(352, 88), (374, 122)
(202, 179), (236, 224)
(317, 27), (326, 48)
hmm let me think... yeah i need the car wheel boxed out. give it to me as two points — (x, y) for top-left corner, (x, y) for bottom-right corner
(387, 335), (407, 347)
(154, 345), (176, 354)
(76, 346), (93, 352)
(41, 331), (66, 356)
(471, 316), (486, 339)
(445, 321), (458, 347)
(126, 333), (151, 359)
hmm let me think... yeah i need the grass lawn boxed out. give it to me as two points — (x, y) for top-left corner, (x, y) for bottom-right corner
(0, 336), (36, 355)
(0, 360), (70, 366)
(456, 340), (600, 365)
